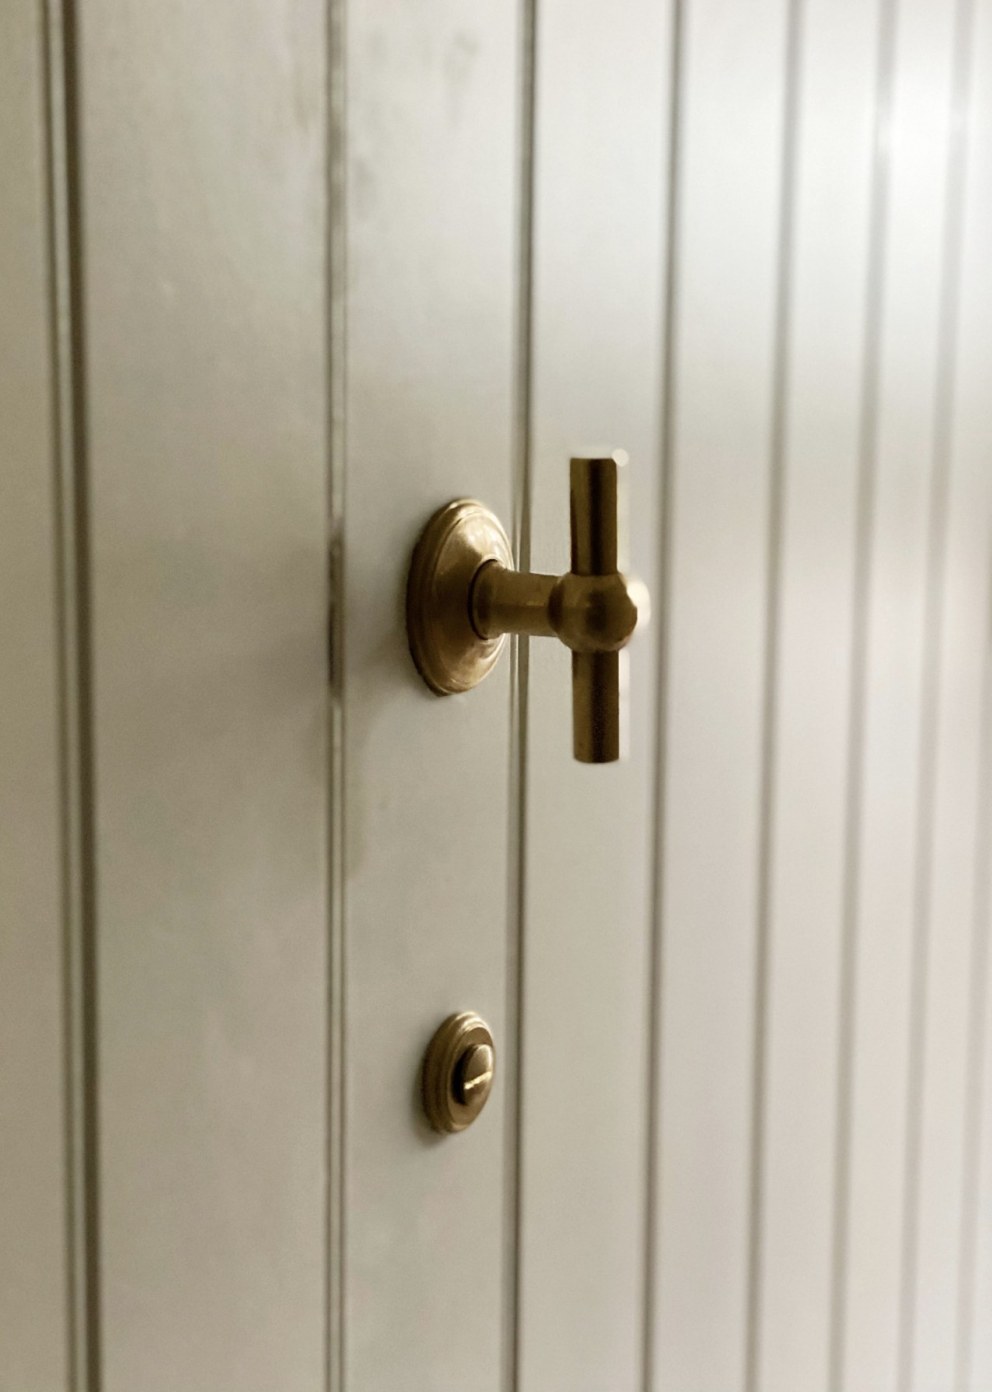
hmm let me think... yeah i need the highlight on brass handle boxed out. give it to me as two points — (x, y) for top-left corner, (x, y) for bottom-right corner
(405, 453), (648, 763)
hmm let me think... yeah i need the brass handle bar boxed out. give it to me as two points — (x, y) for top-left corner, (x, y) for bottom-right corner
(573, 455), (627, 763)
(406, 454), (646, 763)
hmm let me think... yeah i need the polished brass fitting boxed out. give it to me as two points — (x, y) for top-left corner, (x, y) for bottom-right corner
(406, 454), (647, 763)
(422, 1012), (496, 1134)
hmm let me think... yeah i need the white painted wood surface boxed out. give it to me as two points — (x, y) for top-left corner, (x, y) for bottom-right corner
(905, 1), (992, 1384)
(840, 3), (964, 1388)
(340, 3), (519, 1389)
(972, 993), (992, 1392)
(956, 15), (992, 1392)
(3, 1), (992, 1388)
(77, 1), (330, 1388)
(754, 5), (880, 1391)
(650, 3), (790, 1387)
(519, 0), (669, 1386)
(0, 5), (70, 1389)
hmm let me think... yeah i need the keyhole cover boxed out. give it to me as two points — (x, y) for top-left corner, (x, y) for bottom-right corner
(422, 1012), (496, 1134)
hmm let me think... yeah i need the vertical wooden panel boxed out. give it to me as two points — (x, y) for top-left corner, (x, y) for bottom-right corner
(0, 3), (70, 1387)
(950, 1), (992, 1386)
(518, 0), (670, 1385)
(966, 759), (992, 1392)
(341, 3), (518, 1388)
(650, 1), (789, 1387)
(753, 4), (880, 1390)
(960, 691), (992, 1392)
(906, 0), (992, 1384)
(79, 2), (330, 1388)
(969, 1009), (992, 1391)
(840, 0), (960, 1387)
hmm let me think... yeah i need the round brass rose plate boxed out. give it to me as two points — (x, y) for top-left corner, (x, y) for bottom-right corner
(406, 500), (513, 695)
(422, 1011), (496, 1134)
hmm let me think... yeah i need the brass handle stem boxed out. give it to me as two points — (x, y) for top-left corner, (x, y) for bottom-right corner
(406, 454), (647, 763)
(471, 566), (557, 640)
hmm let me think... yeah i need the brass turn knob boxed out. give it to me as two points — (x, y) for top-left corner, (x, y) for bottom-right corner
(406, 454), (647, 763)
(422, 1012), (496, 1134)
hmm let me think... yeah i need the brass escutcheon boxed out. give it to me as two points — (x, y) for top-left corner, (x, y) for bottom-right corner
(406, 501), (513, 696)
(421, 1011), (496, 1134)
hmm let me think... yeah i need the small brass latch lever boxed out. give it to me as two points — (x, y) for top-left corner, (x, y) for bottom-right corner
(406, 454), (648, 763)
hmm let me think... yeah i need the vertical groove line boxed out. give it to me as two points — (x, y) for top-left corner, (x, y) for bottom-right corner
(40, 6), (79, 1385)
(827, 0), (898, 1386)
(326, 0), (348, 1382)
(43, 0), (100, 1386)
(641, 2), (683, 1387)
(743, 2), (803, 1388)
(40, 0), (82, 1385)
(955, 521), (992, 1392)
(897, 0), (976, 1385)
(503, 0), (537, 1388)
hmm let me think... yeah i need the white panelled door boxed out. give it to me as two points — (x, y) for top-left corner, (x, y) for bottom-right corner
(3, 1), (992, 1390)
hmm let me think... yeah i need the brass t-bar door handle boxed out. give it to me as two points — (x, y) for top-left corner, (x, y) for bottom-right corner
(406, 454), (648, 763)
